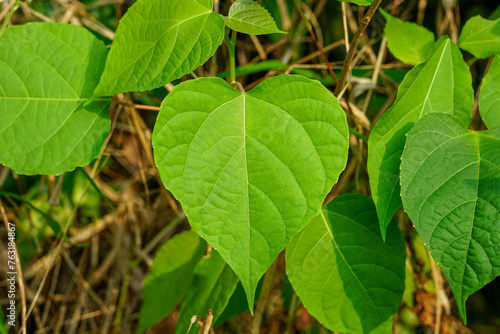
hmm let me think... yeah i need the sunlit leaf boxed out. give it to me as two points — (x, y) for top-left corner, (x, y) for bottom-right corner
(152, 75), (349, 309)
(380, 9), (435, 65)
(479, 55), (500, 129)
(459, 15), (500, 58)
(0, 22), (110, 175)
(400, 113), (500, 322)
(223, 0), (285, 35)
(367, 37), (473, 239)
(92, 0), (224, 97)
(286, 194), (406, 334)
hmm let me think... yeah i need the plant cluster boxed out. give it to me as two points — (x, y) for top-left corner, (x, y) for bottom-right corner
(0, 0), (499, 333)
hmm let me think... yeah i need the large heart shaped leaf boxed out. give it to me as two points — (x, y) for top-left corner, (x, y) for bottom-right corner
(175, 251), (239, 334)
(286, 194), (406, 334)
(92, 0), (224, 98)
(459, 15), (500, 59)
(152, 75), (349, 308)
(367, 37), (473, 239)
(0, 23), (110, 175)
(223, 0), (285, 35)
(136, 231), (206, 334)
(380, 9), (435, 65)
(400, 113), (500, 322)
(479, 55), (500, 129)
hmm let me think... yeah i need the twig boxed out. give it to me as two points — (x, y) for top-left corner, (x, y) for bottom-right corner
(334, 0), (383, 96)
(293, 0), (338, 85)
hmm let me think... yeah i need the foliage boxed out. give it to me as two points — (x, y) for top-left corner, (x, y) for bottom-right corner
(1, 0), (500, 333)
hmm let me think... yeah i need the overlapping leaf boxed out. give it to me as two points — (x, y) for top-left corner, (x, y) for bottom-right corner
(92, 0), (224, 98)
(175, 251), (239, 334)
(286, 194), (406, 334)
(223, 0), (285, 35)
(0, 23), (110, 175)
(479, 55), (500, 129)
(136, 231), (206, 334)
(367, 37), (473, 239)
(380, 9), (435, 65)
(459, 15), (500, 59)
(152, 75), (349, 309)
(400, 113), (500, 322)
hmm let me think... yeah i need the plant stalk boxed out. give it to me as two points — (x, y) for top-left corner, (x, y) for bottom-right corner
(334, 0), (383, 97)
(224, 29), (237, 84)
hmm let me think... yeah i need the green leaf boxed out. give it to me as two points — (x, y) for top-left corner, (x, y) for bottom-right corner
(223, 0), (285, 35)
(0, 23), (110, 175)
(400, 113), (500, 322)
(479, 55), (500, 129)
(92, 0), (224, 98)
(136, 231), (206, 334)
(286, 194), (406, 334)
(339, 0), (373, 6)
(152, 74), (349, 309)
(458, 15), (500, 59)
(175, 251), (239, 334)
(367, 37), (473, 239)
(380, 9), (435, 65)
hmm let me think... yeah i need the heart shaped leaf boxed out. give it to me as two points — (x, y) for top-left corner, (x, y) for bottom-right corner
(400, 113), (500, 322)
(286, 194), (406, 334)
(380, 9), (435, 65)
(459, 15), (500, 59)
(479, 55), (500, 129)
(367, 37), (473, 239)
(0, 23), (110, 175)
(175, 251), (239, 334)
(223, 0), (285, 35)
(136, 231), (206, 334)
(152, 75), (349, 309)
(92, 0), (224, 98)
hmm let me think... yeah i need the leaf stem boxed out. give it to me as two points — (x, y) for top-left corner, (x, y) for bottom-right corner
(224, 28), (237, 84)
(0, 0), (21, 38)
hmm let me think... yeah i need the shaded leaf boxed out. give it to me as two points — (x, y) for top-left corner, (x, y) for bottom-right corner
(459, 15), (500, 59)
(152, 75), (349, 309)
(93, 0), (224, 97)
(136, 231), (206, 334)
(176, 251), (239, 334)
(367, 37), (473, 239)
(479, 55), (500, 129)
(400, 113), (500, 322)
(286, 194), (406, 334)
(0, 23), (110, 175)
(380, 9), (435, 65)
(223, 0), (285, 35)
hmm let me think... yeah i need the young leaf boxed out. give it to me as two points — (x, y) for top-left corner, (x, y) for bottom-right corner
(479, 55), (500, 129)
(367, 37), (473, 239)
(400, 113), (500, 322)
(286, 194), (406, 334)
(0, 23), (110, 176)
(92, 0), (224, 98)
(223, 0), (285, 35)
(175, 251), (239, 334)
(136, 231), (206, 334)
(380, 9), (435, 65)
(152, 75), (349, 310)
(458, 15), (500, 59)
